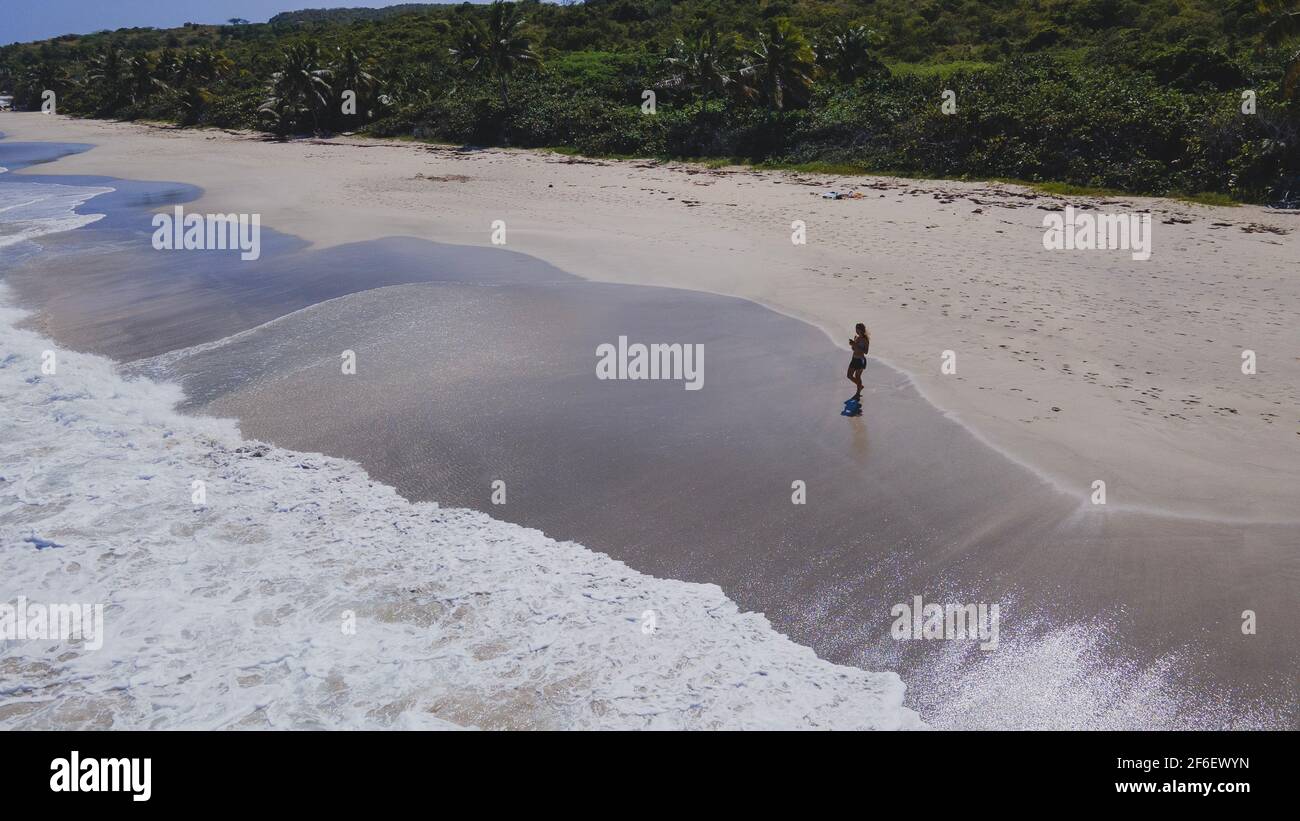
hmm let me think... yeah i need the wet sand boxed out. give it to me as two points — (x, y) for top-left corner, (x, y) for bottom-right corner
(131, 278), (1300, 728)
(2, 138), (1297, 728)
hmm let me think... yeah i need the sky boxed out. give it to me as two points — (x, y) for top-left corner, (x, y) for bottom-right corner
(4, 1), (486, 46)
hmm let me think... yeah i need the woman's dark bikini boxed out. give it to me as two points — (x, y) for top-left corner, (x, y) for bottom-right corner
(847, 323), (869, 399)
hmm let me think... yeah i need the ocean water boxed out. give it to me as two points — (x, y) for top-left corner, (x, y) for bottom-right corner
(0, 179), (112, 249)
(0, 162), (920, 730)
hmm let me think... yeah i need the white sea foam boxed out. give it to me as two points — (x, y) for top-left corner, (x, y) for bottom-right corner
(0, 182), (920, 730)
(911, 612), (1294, 730)
(0, 180), (113, 249)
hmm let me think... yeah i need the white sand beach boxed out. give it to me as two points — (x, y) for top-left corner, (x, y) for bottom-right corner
(3, 114), (1298, 522)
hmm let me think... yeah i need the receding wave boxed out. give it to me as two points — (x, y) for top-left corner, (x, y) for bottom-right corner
(0, 180), (113, 249)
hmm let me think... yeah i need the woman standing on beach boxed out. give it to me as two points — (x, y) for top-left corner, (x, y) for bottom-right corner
(847, 323), (870, 399)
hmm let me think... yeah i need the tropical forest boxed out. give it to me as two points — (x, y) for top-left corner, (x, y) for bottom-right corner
(2, 0), (1299, 203)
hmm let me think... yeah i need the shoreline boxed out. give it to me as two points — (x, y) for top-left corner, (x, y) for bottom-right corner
(3, 135), (1297, 728)
(2, 114), (1295, 522)
(0, 286), (922, 729)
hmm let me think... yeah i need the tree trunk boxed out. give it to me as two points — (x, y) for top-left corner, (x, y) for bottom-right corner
(500, 75), (510, 145)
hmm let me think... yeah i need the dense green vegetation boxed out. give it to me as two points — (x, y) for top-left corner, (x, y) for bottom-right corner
(2, 0), (1298, 202)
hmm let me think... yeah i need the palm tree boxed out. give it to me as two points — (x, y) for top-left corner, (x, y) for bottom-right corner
(663, 28), (738, 103)
(87, 46), (130, 111)
(128, 54), (166, 105)
(450, 1), (541, 123)
(331, 46), (378, 123)
(816, 24), (886, 84)
(1257, 1), (1300, 99)
(738, 19), (817, 111)
(176, 85), (215, 125)
(172, 48), (232, 124)
(17, 62), (66, 110)
(371, 64), (437, 113)
(155, 48), (181, 85)
(177, 48), (232, 87)
(259, 42), (332, 135)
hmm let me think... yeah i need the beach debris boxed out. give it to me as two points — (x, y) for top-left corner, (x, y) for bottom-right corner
(414, 173), (472, 183)
(1241, 223), (1290, 235)
(969, 196), (1025, 209)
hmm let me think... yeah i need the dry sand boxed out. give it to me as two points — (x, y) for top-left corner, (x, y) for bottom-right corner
(3, 113), (1298, 521)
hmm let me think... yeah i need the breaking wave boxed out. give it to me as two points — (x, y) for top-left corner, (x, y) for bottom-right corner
(0, 179), (920, 730)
